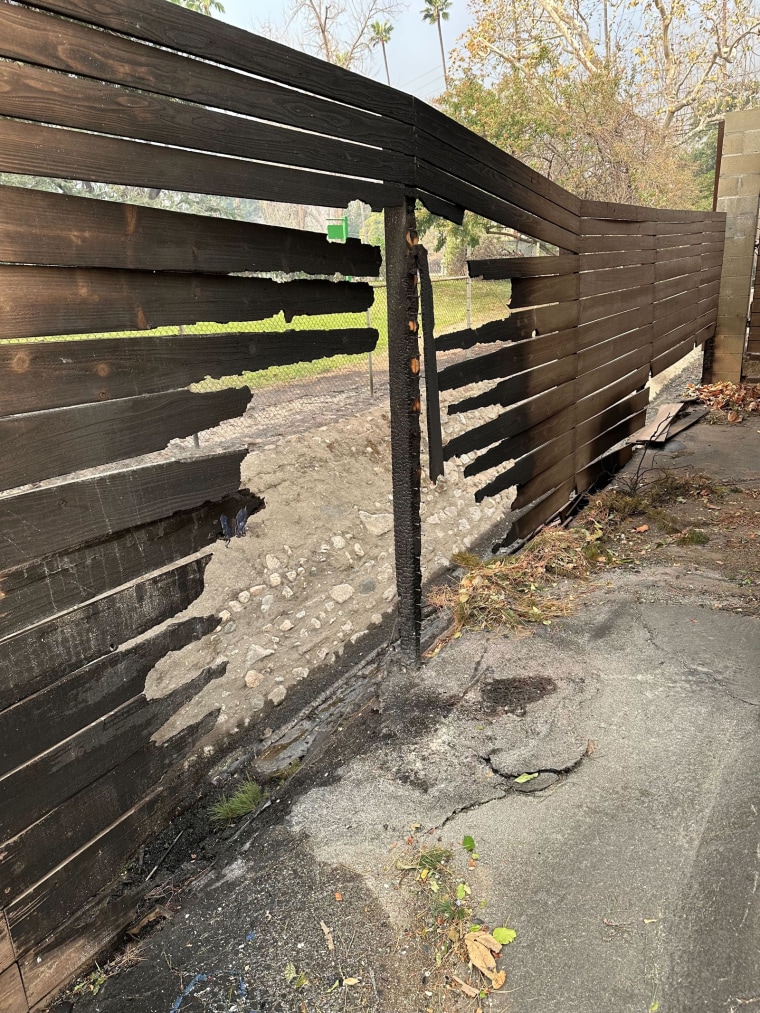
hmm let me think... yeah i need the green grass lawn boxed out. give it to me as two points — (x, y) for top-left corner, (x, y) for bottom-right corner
(3, 278), (511, 393)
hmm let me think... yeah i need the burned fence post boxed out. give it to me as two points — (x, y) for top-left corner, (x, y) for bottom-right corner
(384, 197), (423, 664)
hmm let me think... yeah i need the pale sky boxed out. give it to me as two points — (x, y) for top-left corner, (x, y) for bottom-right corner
(217, 0), (473, 101)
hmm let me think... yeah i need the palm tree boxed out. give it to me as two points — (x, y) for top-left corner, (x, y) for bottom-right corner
(370, 21), (394, 87)
(421, 0), (451, 90)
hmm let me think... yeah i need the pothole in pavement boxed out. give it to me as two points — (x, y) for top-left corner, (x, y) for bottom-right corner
(480, 675), (557, 716)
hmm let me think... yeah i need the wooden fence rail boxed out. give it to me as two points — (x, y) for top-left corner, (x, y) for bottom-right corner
(0, 1), (724, 1008)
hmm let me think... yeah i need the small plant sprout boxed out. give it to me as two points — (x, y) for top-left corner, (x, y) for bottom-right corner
(209, 777), (266, 826)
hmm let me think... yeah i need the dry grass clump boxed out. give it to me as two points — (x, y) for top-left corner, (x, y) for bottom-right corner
(429, 529), (595, 637)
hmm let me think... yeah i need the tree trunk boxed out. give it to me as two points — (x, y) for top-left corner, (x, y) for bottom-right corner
(437, 16), (448, 89)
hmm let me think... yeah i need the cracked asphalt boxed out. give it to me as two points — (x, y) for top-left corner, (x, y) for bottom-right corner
(65, 418), (760, 1013)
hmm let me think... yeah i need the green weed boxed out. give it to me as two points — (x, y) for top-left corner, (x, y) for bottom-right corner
(209, 778), (266, 826)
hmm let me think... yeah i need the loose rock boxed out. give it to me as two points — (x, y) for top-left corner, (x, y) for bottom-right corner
(245, 670), (264, 688)
(358, 511), (394, 536)
(268, 685), (287, 706)
(330, 583), (354, 603)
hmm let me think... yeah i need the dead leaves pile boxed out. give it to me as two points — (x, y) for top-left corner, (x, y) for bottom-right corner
(685, 381), (760, 423)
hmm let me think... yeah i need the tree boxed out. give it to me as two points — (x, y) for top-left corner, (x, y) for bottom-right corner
(421, 0), (452, 89)
(264, 0), (405, 72)
(370, 20), (394, 85)
(457, 0), (760, 141)
(166, 0), (225, 14)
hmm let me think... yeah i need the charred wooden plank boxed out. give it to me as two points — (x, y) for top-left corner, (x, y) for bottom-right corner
(0, 914), (13, 974)
(575, 444), (634, 493)
(468, 255), (579, 279)
(0, 451), (246, 571)
(0, 388), (251, 492)
(651, 322), (714, 375)
(0, 492), (259, 640)
(0, 712), (216, 910)
(416, 161), (580, 252)
(0, 560), (211, 713)
(475, 389), (648, 501)
(417, 189), (465, 225)
(0, 962), (25, 1013)
(0, 2), (414, 152)
(438, 329), (577, 392)
(0, 186), (382, 277)
(0, 263), (374, 341)
(0, 119), (398, 213)
(580, 218), (653, 237)
(579, 233), (655, 254)
(580, 200), (714, 223)
(576, 304), (653, 351)
(577, 326), (653, 375)
(509, 273), (579, 308)
(19, 0), (417, 125)
(447, 354), (577, 415)
(579, 264), (655, 298)
(1, 329), (377, 416)
(498, 479), (575, 549)
(444, 362), (650, 460)
(0, 611), (215, 778)
(0, 659), (225, 846)
(0, 61), (409, 184)
(579, 285), (653, 325)
(578, 249), (656, 271)
(435, 303), (576, 352)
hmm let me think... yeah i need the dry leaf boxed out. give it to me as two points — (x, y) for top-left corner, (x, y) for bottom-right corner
(490, 970), (507, 989)
(342, 977), (360, 986)
(469, 930), (503, 954)
(320, 920), (334, 952)
(452, 975), (479, 998)
(586, 739), (596, 756)
(727, 410), (741, 423)
(634, 524), (649, 533)
(334, 892), (343, 902)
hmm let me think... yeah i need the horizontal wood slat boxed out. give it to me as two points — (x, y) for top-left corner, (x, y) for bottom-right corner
(0, 263), (374, 340)
(20, 0), (418, 125)
(0, 186), (382, 277)
(449, 354), (577, 415)
(578, 249), (656, 270)
(0, 962), (25, 1013)
(501, 479), (576, 548)
(579, 264), (655, 298)
(0, 658), (225, 848)
(0, 712), (216, 911)
(435, 303), (577, 352)
(581, 200), (719, 224)
(0, 612), (216, 779)
(577, 304), (653, 351)
(0, 2), (414, 154)
(468, 255), (579, 279)
(510, 273), (579, 308)
(0, 492), (257, 640)
(0, 915), (13, 975)
(0, 61), (409, 185)
(0, 387), (251, 492)
(0, 119), (397, 212)
(651, 321), (714, 375)
(438, 328), (577, 391)
(579, 285), (653, 326)
(416, 161), (580, 252)
(0, 451), (246, 571)
(2, 329), (378, 416)
(0, 561), (211, 713)
(579, 233), (656, 254)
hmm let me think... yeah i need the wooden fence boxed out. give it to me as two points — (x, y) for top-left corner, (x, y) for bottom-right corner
(0, 2), (724, 1009)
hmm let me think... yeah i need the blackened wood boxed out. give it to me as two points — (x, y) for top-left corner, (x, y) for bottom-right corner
(19, 884), (140, 1010)
(579, 233), (655, 254)
(0, 915), (13, 974)
(417, 190), (465, 225)
(651, 323), (714, 375)
(579, 249), (656, 270)
(577, 304), (652, 351)
(0, 185), (382, 277)
(416, 162), (580, 252)
(579, 285), (654, 325)
(575, 444), (634, 494)
(468, 255), (579, 279)
(580, 200), (710, 223)
(577, 326), (653, 375)
(0, 560), (210, 713)
(465, 399), (578, 479)
(0, 492), (259, 640)
(652, 318), (704, 359)
(499, 479), (575, 549)
(418, 245), (443, 482)
(435, 303), (577, 352)
(1, 330), (378, 416)
(0, 120), (397, 213)
(0, 61), (408, 184)
(438, 328), (577, 391)
(512, 410), (644, 511)
(653, 302), (699, 340)
(509, 273), (579, 308)
(0, 388), (251, 492)
(385, 200), (422, 662)
(444, 362), (650, 461)
(0, 263), (374, 341)
(20, 0), (417, 125)
(0, 659), (225, 846)
(655, 219), (724, 235)
(475, 389), (648, 501)
(653, 272), (700, 304)
(0, 2), (414, 154)
(0, 963), (25, 1013)
(448, 354), (577, 415)
(579, 264), (655, 298)
(0, 712), (216, 910)
(580, 218), (652, 237)
(414, 102), (581, 217)
(0, 612), (215, 778)
(0, 451), (246, 571)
